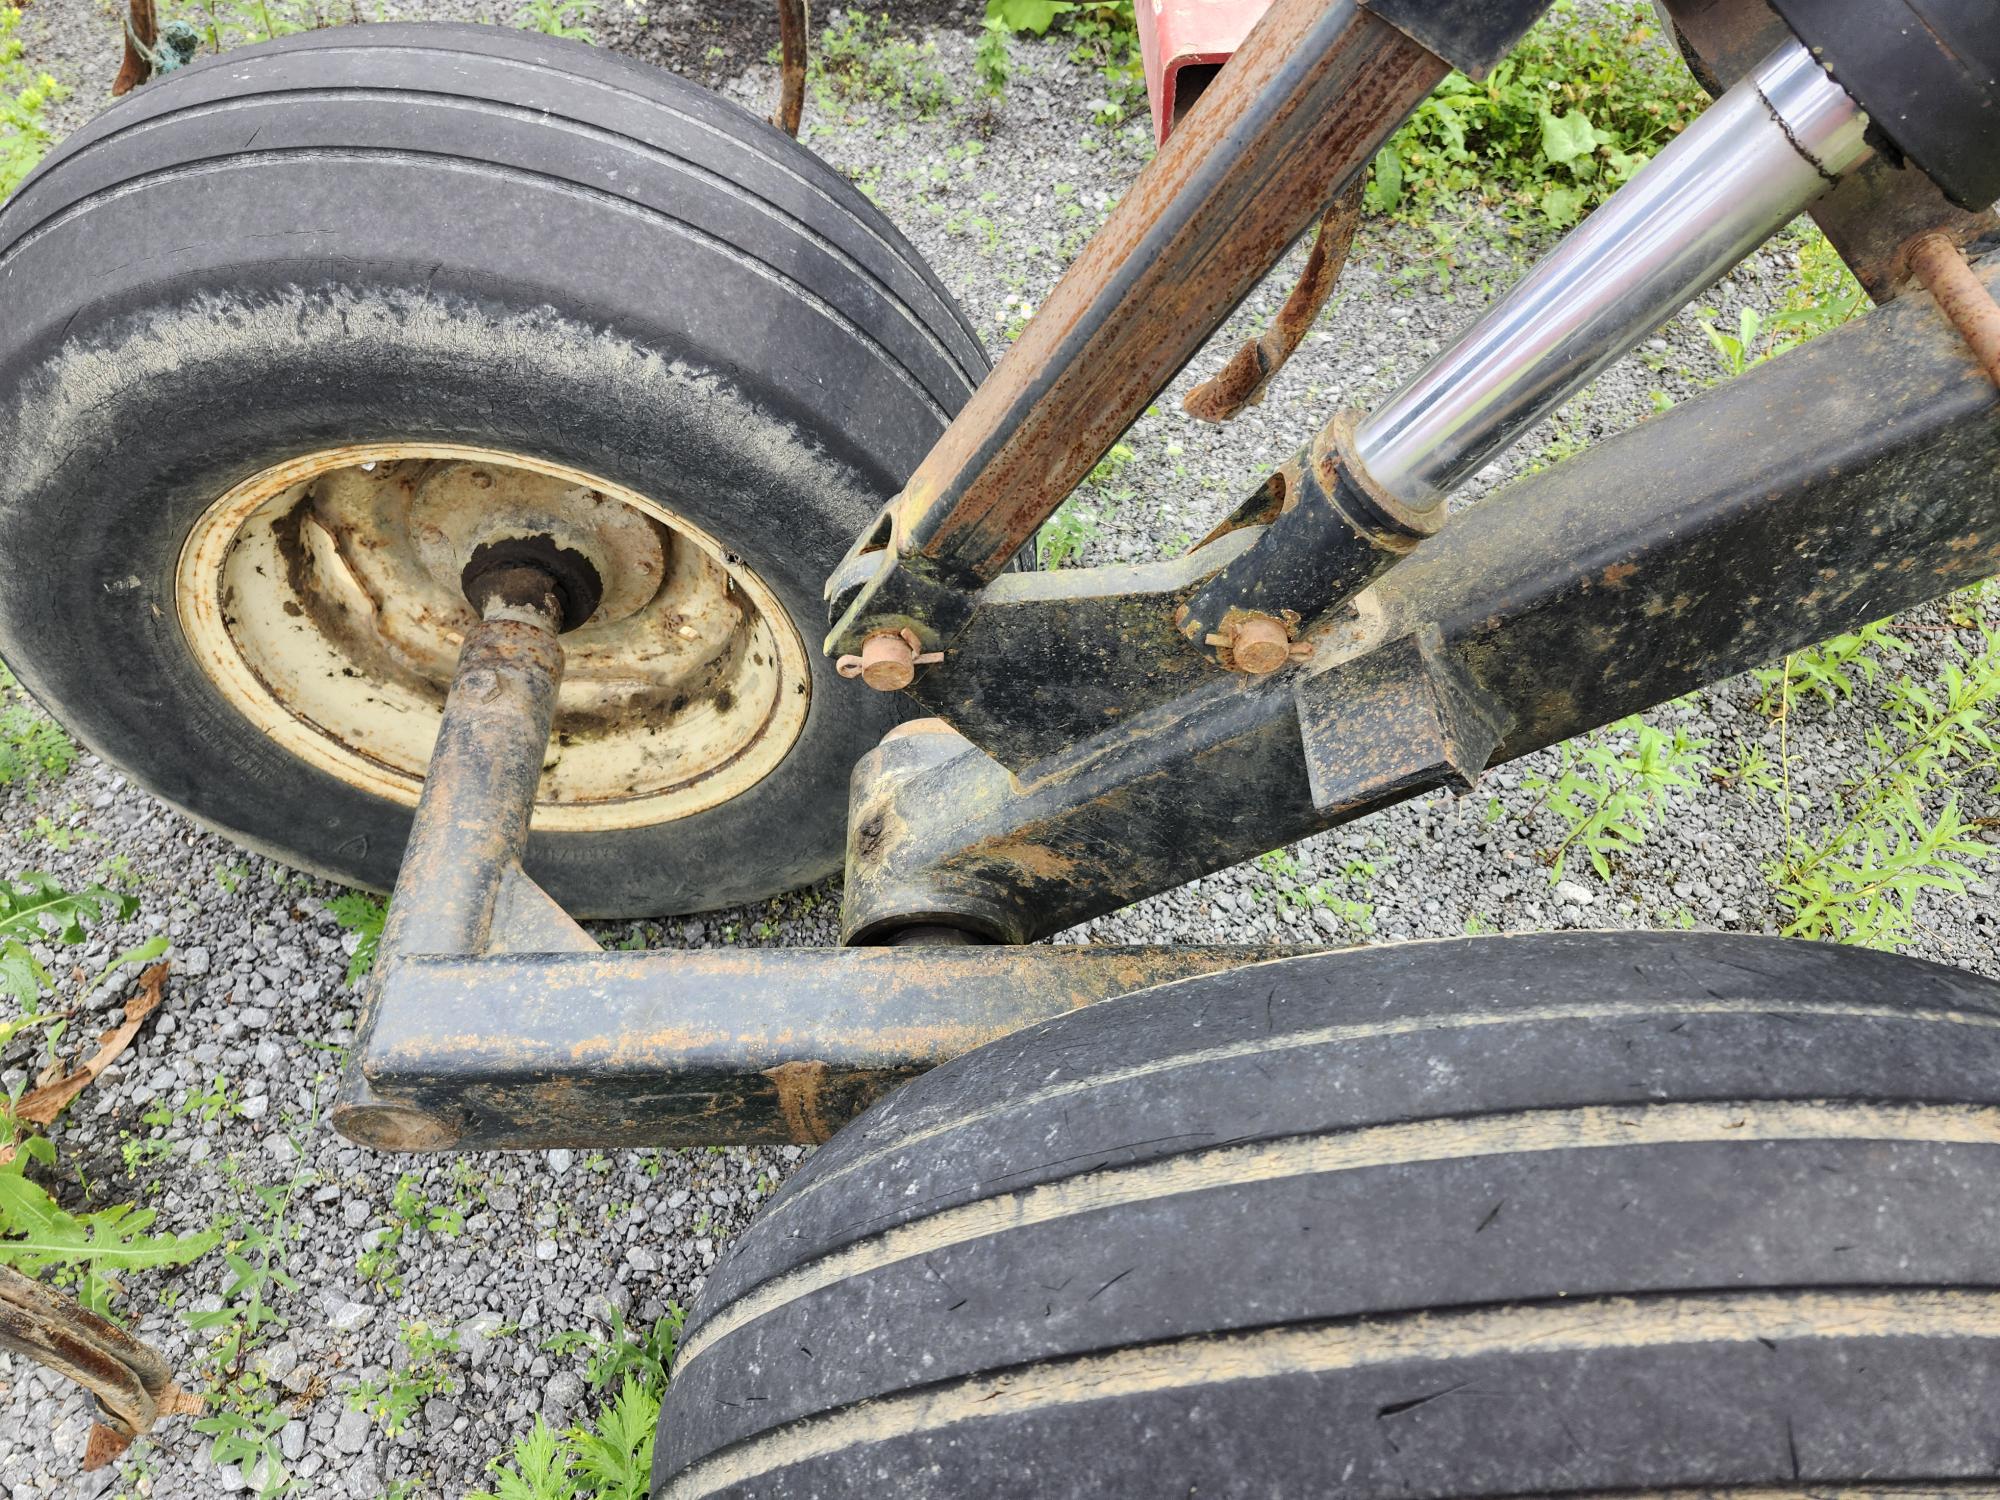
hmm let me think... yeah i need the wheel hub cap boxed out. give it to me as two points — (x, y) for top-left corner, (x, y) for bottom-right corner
(176, 444), (811, 830)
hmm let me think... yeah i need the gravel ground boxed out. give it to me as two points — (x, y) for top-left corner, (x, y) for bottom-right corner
(4, 7), (2000, 1499)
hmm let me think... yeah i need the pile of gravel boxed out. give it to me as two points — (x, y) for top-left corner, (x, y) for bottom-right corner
(2, 8), (1996, 1499)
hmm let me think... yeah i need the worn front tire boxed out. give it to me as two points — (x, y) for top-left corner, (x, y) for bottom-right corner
(0, 24), (986, 915)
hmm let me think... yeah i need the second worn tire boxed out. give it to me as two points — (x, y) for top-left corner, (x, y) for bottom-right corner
(0, 24), (987, 916)
(657, 930), (2000, 1497)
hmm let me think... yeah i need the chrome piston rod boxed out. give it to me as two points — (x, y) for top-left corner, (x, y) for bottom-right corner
(1350, 37), (1873, 510)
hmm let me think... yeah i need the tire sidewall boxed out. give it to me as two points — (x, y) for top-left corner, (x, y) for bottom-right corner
(0, 282), (898, 914)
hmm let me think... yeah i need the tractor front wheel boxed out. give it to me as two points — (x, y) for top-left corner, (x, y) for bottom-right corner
(0, 24), (988, 916)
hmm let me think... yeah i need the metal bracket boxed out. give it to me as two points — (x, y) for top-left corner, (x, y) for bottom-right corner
(895, 530), (1257, 771)
(1295, 627), (1509, 815)
(1360, 0), (1550, 78)
(839, 255), (2000, 945)
(332, 586), (1303, 1152)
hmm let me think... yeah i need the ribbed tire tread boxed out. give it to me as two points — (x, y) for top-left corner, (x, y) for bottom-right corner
(656, 931), (2000, 1497)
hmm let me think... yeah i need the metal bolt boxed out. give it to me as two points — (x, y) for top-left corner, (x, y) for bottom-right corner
(1229, 616), (1293, 674)
(1205, 614), (1305, 675)
(836, 630), (944, 691)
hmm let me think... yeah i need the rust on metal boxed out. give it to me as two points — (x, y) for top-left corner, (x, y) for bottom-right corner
(111, 0), (157, 96)
(353, 945), (1309, 1149)
(894, 0), (1440, 581)
(1818, 167), (2000, 302)
(337, 1102), (465, 1151)
(836, 629), (944, 692)
(762, 1060), (835, 1143)
(826, 0), (1446, 654)
(332, 589), (571, 1146)
(771, 0), (808, 137)
(1907, 232), (2000, 388)
(1205, 610), (1301, 675)
(0, 1266), (200, 1468)
(1184, 181), (1365, 423)
(881, 716), (957, 743)
(1293, 626), (1509, 813)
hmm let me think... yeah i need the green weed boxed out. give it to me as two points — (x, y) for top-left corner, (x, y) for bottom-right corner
(0, 1113), (219, 1317)
(1767, 222), (1868, 349)
(28, 812), (92, 851)
(328, 891), (387, 986)
(188, 1073), (248, 1124)
(1255, 848), (1377, 936)
(479, 1307), (685, 1499)
(1694, 227), (1868, 383)
(0, 866), (191, 1331)
(394, 1168), (467, 1238)
(974, 14), (1012, 96)
(1763, 620), (2000, 948)
(0, 6), (63, 202)
(358, 1170), (465, 1294)
(187, 1143), (319, 1497)
(469, 1379), (658, 1500)
(168, 0), (353, 56)
(1037, 499), (1100, 568)
(812, 10), (954, 117)
(353, 1321), (460, 1438)
(0, 665), (77, 788)
(515, 0), (596, 42)
(356, 1227), (403, 1295)
(1693, 304), (1760, 379)
(1753, 618), (1909, 710)
(120, 1123), (175, 1175)
(1523, 713), (1709, 881)
(1038, 437), (1139, 568)
(0, 872), (167, 1047)
(1365, 0), (1704, 228)
(980, 0), (1140, 119)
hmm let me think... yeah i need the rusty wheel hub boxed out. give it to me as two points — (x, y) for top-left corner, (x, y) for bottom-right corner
(176, 445), (811, 830)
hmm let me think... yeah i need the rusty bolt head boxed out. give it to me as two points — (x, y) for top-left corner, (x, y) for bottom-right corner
(1230, 616), (1293, 674)
(857, 631), (918, 690)
(836, 630), (945, 691)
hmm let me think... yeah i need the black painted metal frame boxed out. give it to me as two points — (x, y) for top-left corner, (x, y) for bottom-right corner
(331, 0), (2000, 1152)
(845, 250), (2000, 944)
(334, 243), (2000, 1152)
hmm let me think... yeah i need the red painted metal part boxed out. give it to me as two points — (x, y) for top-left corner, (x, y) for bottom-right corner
(1136, 0), (1277, 143)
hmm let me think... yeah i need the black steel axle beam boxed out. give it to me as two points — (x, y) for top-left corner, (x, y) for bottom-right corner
(355, 946), (1313, 1150)
(332, 573), (1309, 1151)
